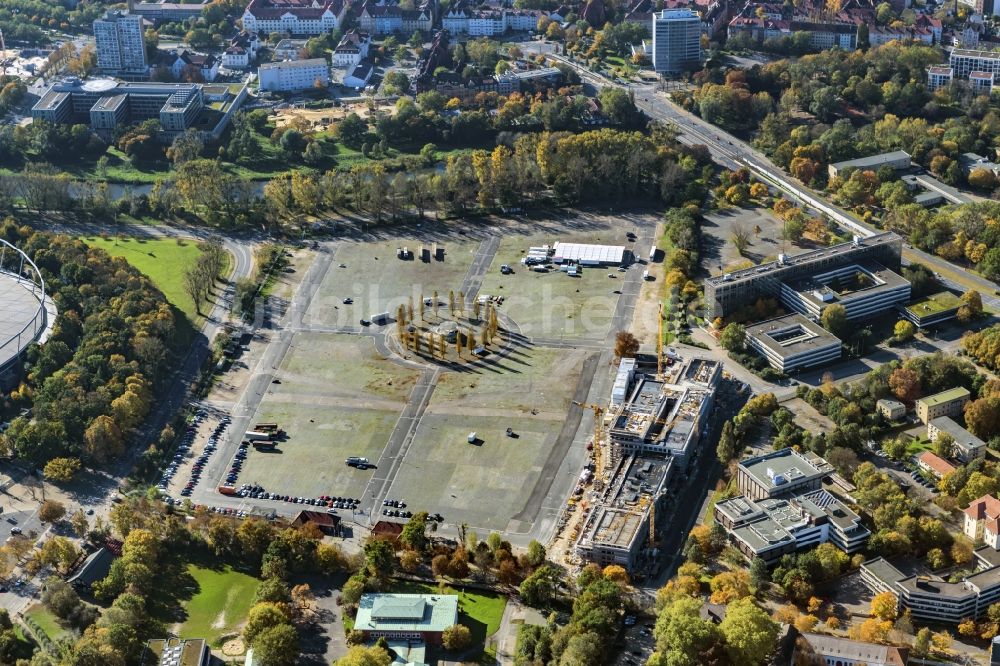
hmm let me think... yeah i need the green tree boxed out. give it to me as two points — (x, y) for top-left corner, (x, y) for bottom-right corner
(336, 646), (392, 666)
(252, 623), (299, 666)
(719, 323), (746, 353)
(526, 540), (546, 567)
(913, 626), (932, 657)
(43, 457), (81, 482)
(749, 557), (769, 593)
(400, 512), (429, 552)
(820, 304), (849, 338)
(650, 596), (722, 666)
(244, 602), (291, 644)
(442, 624), (472, 650)
(719, 598), (779, 665)
(717, 420), (740, 464)
(893, 319), (915, 342)
(364, 539), (396, 578)
(519, 565), (558, 607)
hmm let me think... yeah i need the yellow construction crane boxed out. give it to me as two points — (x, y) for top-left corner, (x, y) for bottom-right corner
(573, 401), (605, 478)
(657, 303), (664, 380)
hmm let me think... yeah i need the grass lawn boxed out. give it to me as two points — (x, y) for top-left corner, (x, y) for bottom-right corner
(176, 564), (259, 647)
(24, 605), (68, 642)
(82, 236), (229, 337)
(906, 438), (933, 458)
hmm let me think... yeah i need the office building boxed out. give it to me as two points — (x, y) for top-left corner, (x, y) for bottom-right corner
(736, 448), (832, 502)
(242, 0), (347, 35)
(31, 79), (247, 140)
(94, 10), (148, 76)
(966, 495), (1000, 547)
(876, 399), (906, 421)
(900, 291), (961, 327)
(916, 387), (971, 424)
(607, 358), (719, 465)
(141, 638), (209, 666)
(780, 261), (911, 321)
(745, 314), (842, 373)
(861, 556), (1000, 623)
(575, 454), (673, 569)
(258, 58), (330, 91)
(793, 633), (909, 666)
(354, 594), (458, 644)
(916, 451), (956, 480)
(951, 49), (1000, 79)
(651, 9), (702, 74)
(494, 67), (564, 95)
(828, 151), (911, 179)
(927, 65), (954, 91)
(715, 488), (869, 563)
(972, 70), (996, 95)
(928, 416), (986, 462)
(703, 232), (904, 320)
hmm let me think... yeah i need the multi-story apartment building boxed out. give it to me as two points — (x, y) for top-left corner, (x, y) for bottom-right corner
(258, 58), (330, 91)
(241, 0), (347, 35)
(928, 65), (954, 91)
(651, 9), (702, 74)
(928, 416), (986, 462)
(715, 488), (869, 563)
(916, 387), (971, 424)
(951, 49), (1000, 80)
(735, 448), (832, 502)
(94, 10), (148, 76)
(358, 1), (434, 35)
(972, 70), (995, 95)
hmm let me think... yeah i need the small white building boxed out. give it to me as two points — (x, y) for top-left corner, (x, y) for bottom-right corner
(876, 399), (906, 421)
(343, 59), (375, 89)
(223, 32), (260, 69)
(258, 58), (329, 92)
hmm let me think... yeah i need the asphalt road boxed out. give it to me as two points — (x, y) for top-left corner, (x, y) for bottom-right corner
(524, 45), (1000, 307)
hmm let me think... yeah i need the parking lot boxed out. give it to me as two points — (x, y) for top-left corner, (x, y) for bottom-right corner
(699, 205), (799, 276)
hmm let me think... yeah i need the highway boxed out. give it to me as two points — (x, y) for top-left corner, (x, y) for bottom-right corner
(524, 43), (1000, 309)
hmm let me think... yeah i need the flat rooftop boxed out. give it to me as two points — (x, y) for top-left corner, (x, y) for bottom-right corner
(747, 313), (840, 359)
(862, 557), (906, 586)
(785, 262), (909, 309)
(829, 150), (911, 172)
(705, 232), (902, 286)
(740, 448), (832, 493)
(903, 291), (961, 317)
(918, 387), (971, 407)
(259, 57), (329, 71)
(551, 242), (626, 265)
(952, 48), (1000, 58)
(930, 416), (985, 452)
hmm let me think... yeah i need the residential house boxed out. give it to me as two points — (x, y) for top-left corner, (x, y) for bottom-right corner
(333, 30), (371, 68)
(965, 495), (1000, 547)
(171, 50), (219, 82)
(928, 416), (986, 462)
(343, 59), (376, 89)
(916, 451), (956, 480)
(876, 398), (906, 421)
(916, 387), (971, 424)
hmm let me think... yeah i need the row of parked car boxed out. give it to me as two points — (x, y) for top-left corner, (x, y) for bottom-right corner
(158, 413), (230, 496)
(235, 483), (362, 510)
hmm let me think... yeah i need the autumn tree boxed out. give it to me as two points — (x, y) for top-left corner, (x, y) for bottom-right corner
(43, 457), (81, 483)
(614, 331), (640, 360)
(958, 290), (984, 323)
(888, 367), (921, 403)
(442, 624), (472, 650)
(870, 591), (898, 621)
(39, 499), (66, 524)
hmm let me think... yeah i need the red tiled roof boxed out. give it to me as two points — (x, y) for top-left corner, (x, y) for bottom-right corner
(965, 494), (1000, 522)
(245, 0), (344, 19)
(917, 451), (955, 478)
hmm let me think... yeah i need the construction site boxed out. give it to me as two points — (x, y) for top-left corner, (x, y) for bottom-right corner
(555, 354), (721, 575)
